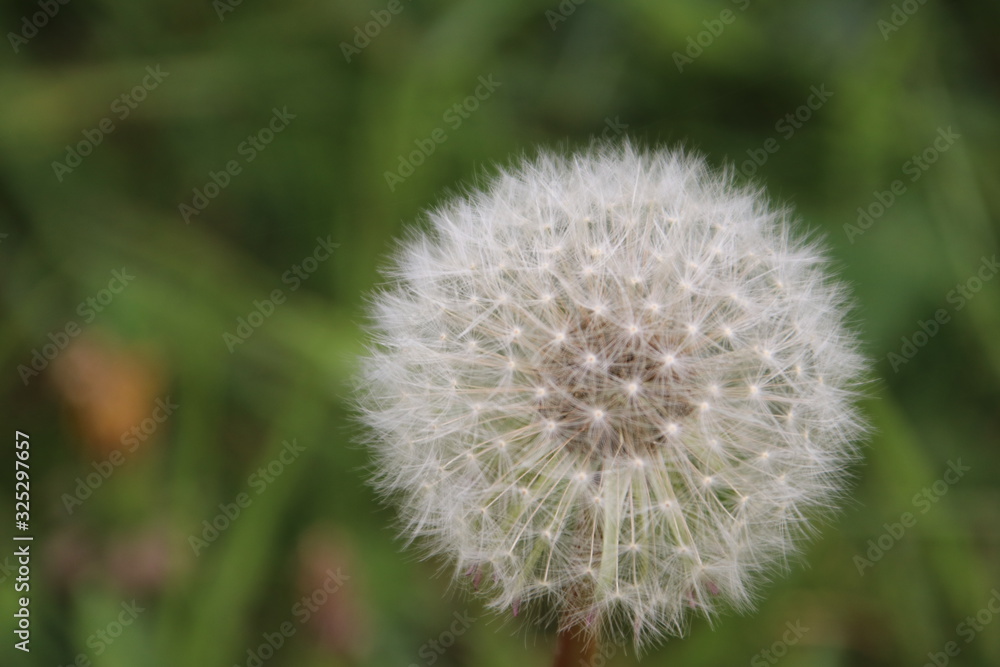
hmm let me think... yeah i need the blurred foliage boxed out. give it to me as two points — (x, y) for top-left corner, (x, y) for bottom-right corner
(1, 0), (999, 665)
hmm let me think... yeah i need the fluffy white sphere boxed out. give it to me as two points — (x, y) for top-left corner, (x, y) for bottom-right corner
(358, 143), (866, 648)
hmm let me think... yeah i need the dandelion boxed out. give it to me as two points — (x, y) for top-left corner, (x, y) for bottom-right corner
(357, 142), (867, 659)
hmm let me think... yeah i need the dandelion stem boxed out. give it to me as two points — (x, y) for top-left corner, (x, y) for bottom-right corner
(553, 625), (597, 667)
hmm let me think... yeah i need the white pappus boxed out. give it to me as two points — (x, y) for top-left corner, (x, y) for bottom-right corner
(357, 142), (868, 650)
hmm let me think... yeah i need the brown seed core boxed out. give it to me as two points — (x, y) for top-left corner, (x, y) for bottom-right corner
(535, 314), (695, 458)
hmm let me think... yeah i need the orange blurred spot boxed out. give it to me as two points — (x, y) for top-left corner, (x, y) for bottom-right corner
(50, 331), (166, 457)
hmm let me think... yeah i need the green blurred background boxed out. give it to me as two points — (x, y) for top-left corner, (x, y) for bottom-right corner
(2, 0), (999, 665)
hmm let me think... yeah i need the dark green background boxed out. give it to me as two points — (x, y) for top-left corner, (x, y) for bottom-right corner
(2, 0), (998, 665)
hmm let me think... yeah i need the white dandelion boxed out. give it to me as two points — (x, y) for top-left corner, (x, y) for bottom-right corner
(357, 142), (867, 654)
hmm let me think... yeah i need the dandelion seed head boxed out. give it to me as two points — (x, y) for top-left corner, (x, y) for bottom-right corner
(357, 143), (867, 649)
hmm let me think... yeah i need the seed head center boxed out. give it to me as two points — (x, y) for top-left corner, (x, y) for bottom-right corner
(536, 315), (695, 458)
